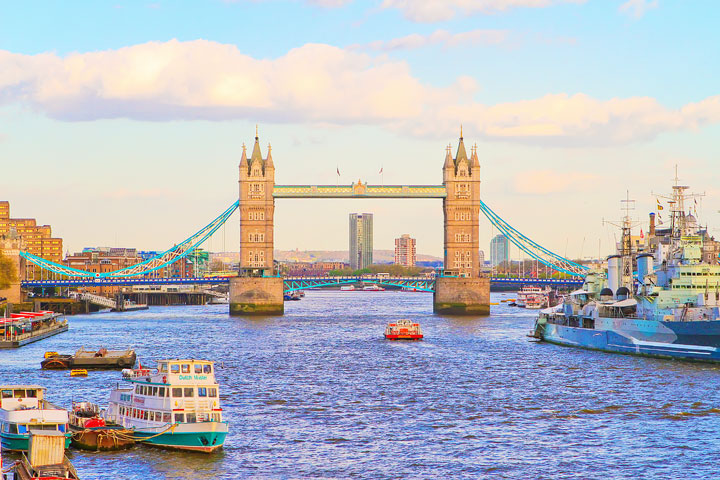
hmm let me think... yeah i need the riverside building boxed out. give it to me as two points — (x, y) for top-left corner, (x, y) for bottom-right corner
(0, 200), (63, 278)
(349, 213), (373, 270)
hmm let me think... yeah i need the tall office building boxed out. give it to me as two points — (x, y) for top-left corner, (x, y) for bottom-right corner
(394, 234), (416, 267)
(349, 213), (373, 270)
(478, 250), (485, 264)
(490, 234), (509, 267)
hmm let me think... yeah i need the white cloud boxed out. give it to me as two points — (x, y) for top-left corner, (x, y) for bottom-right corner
(514, 170), (599, 194)
(381, 0), (586, 22)
(618, 0), (658, 18)
(0, 40), (719, 147)
(353, 29), (510, 51)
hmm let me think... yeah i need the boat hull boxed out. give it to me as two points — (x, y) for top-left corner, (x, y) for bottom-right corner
(133, 422), (228, 453)
(384, 334), (423, 340)
(69, 426), (135, 451)
(0, 432), (71, 452)
(539, 319), (720, 362)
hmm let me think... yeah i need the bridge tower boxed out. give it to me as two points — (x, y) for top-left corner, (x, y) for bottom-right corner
(230, 129), (284, 315)
(434, 128), (490, 315)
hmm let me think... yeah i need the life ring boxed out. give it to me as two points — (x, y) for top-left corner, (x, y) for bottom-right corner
(162, 376), (167, 384)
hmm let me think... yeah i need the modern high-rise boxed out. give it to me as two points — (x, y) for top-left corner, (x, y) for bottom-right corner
(479, 250), (485, 265)
(394, 234), (416, 267)
(490, 234), (509, 267)
(349, 213), (373, 270)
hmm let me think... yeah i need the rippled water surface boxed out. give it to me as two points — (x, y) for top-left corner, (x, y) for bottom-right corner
(3, 291), (720, 479)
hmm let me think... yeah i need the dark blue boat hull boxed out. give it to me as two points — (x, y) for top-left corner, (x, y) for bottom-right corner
(540, 319), (720, 362)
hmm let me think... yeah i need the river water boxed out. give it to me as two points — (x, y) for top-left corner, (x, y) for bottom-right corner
(2, 291), (720, 479)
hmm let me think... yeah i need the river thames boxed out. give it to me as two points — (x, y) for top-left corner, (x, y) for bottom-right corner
(2, 290), (720, 479)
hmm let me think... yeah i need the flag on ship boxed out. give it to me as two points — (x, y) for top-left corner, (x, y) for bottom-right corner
(379, 167), (383, 174)
(336, 167), (340, 176)
(657, 199), (664, 210)
(640, 229), (644, 238)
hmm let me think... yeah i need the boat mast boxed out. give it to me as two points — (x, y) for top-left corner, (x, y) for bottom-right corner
(604, 191), (639, 291)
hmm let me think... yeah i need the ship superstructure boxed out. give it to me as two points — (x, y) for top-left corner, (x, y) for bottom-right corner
(533, 177), (720, 361)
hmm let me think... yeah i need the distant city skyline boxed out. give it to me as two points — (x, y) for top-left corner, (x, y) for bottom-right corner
(1, 1), (719, 260)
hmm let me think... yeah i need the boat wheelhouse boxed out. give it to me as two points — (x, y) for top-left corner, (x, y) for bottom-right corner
(104, 360), (228, 453)
(0, 386), (70, 451)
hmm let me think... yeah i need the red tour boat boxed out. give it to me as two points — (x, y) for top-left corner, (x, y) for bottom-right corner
(384, 319), (423, 340)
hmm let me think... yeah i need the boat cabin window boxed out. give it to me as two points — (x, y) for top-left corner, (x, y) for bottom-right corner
(8, 424), (18, 434)
(151, 387), (158, 396)
(184, 388), (194, 397)
(171, 364), (180, 374)
(198, 387), (207, 397)
(195, 364), (203, 374)
(204, 365), (212, 374)
(135, 385), (141, 394)
(211, 413), (221, 422)
(159, 363), (167, 373)
(163, 413), (171, 423)
(1, 390), (11, 399)
(18, 424), (27, 434)
(25, 390), (37, 398)
(209, 388), (217, 397)
(186, 413), (196, 423)
(158, 387), (165, 397)
(13, 389), (24, 398)
(181, 364), (190, 373)
(174, 413), (185, 423)
(172, 388), (182, 397)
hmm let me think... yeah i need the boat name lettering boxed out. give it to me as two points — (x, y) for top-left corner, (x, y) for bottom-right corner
(178, 375), (208, 380)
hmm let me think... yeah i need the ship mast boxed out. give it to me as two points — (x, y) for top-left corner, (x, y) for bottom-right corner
(604, 191), (640, 290)
(653, 166), (704, 238)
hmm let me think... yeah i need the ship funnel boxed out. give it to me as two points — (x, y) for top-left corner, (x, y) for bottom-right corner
(636, 253), (654, 284)
(607, 255), (621, 296)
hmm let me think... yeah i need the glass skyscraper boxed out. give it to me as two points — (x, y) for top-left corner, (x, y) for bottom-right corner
(349, 213), (373, 270)
(490, 234), (509, 267)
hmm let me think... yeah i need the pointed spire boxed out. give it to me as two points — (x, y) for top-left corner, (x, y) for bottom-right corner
(443, 143), (454, 169)
(240, 142), (248, 168)
(471, 142), (480, 168)
(250, 128), (263, 166)
(265, 142), (274, 168)
(455, 126), (468, 165)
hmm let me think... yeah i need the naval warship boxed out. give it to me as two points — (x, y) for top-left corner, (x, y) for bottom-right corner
(533, 178), (720, 361)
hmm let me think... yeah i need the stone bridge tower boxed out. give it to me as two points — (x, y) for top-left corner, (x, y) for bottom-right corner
(231, 129), (284, 316)
(434, 128), (489, 315)
(238, 128), (275, 277)
(442, 128), (481, 278)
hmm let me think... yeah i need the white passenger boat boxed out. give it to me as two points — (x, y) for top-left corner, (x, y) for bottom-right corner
(0, 386), (71, 451)
(104, 360), (228, 453)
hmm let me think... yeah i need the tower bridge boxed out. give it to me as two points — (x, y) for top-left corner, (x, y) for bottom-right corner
(231, 129), (488, 315)
(10, 129), (588, 315)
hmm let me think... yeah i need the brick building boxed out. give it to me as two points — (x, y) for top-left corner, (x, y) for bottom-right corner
(0, 201), (63, 276)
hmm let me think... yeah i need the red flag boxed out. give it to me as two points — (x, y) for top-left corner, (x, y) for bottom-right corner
(640, 229), (644, 239)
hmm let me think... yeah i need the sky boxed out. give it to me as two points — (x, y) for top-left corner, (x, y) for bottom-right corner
(1, 0), (719, 260)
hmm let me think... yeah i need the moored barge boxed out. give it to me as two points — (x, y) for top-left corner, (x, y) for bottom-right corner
(0, 311), (67, 349)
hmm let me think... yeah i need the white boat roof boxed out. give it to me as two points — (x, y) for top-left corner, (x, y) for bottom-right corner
(0, 385), (45, 390)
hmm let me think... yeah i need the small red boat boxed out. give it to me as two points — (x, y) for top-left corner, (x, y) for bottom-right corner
(384, 319), (423, 340)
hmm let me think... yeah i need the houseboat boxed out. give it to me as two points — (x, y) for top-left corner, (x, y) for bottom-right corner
(0, 386), (71, 451)
(0, 311), (67, 349)
(104, 360), (228, 453)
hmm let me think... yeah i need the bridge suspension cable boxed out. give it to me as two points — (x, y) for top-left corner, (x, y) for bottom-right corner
(479, 200), (589, 277)
(20, 200), (239, 278)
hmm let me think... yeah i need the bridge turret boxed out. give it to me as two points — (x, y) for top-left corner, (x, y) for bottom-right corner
(238, 129), (276, 278)
(239, 143), (248, 177)
(442, 127), (481, 278)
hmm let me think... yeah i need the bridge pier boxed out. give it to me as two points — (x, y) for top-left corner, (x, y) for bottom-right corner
(433, 277), (490, 315)
(229, 277), (284, 316)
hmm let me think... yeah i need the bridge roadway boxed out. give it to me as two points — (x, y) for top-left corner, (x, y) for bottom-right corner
(22, 275), (584, 290)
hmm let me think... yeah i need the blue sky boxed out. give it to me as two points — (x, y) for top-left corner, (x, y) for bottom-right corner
(1, 0), (719, 259)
